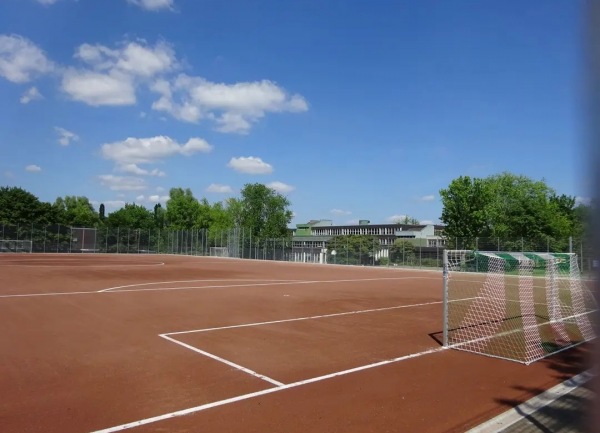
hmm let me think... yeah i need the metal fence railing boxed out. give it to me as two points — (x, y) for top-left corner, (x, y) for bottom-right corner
(0, 224), (594, 273)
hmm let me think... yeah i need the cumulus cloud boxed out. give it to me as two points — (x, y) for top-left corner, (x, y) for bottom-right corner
(62, 40), (176, 106)
(55, 127), (79, 146)
(418, 194), (435, 202)
(267, 181), (295, 194)
(0, 34), (54, 83)
(102, 135), (212, 167)
(98, 174), (147, 191)
(206, 183), (233, 193)
(118, 163), (166, 177)
(20, 86), (43, 104)
(136, 194), (170, 203)
(227, 156), (273, 174)
(151, 74), (308, 134)
(127, 0), (174, 11)
(25, 164), (41, 172)
(61, 70), (136, 106)
(330, 209), (352, 216)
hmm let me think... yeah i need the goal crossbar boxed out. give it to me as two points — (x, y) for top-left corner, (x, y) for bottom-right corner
(443, 250), (597, 365)
(0, 239), (33, 253)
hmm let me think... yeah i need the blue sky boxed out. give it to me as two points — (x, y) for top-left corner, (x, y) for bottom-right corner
(0, 0), (587, 226)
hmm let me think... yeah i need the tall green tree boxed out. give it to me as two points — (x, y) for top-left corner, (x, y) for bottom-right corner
(389, 239), (416, 264)
(153, 203), (165, 228)
(327, 234), (379, 265)
(439, 172), (580, 247)
(238, 183), (293, 239)
(0, 186), (55, 225)
(53, 196), (99, 227)
(106, 203), (154, 229)
(165, 188), (203, 229)
(99, 203), (106, 221)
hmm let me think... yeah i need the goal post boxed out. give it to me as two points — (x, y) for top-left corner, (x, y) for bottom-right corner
(443, 249), (597, 364)
(0, 239), (33, 253)
(209, 247), (229, 257)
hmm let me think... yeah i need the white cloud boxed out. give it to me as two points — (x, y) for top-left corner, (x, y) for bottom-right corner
(61, 69), (136, 106)
(36, 0), (61, 4)
(0, 34), (53, 83)
(98, 174), (147, 191)
(102, 135), (212, 165)
(3, 171), (14, 178)
(149, 194), (169, 202)
(103, 200), (126, 208)
(420, 220), (434, 225)
(25, 164), (41, 172)
(20, 86), (43, 104)
(330, 209), (352, 216)
(267, 181), (295, 194)
(135, 194), (169, 203)
(63, 40), (176, 106)
(127, 0), (174, 11)
(227, 156), (273, 174)
(55, 127), (79, 146)
(118, 163), (166, 177)
(151, 74), (308, 134)
(156, 186), (165, 192)
(418, 194), (435, 202)
(206, 183), (233, 193)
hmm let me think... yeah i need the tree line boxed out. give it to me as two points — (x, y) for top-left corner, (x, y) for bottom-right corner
(0, 183), (293, 241)
(439, 172), (590, 249)
(0, 171), (591, 250)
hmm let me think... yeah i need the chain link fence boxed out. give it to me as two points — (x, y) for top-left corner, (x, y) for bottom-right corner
(0, 224), (594, 273)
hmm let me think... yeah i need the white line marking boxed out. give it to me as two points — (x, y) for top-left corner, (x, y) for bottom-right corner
(98, 279), (301, 293)
(0, 276), (439, 299)
(465, 369), (594, 433)
(0, 261), (165, 268)
(160, 334), (284, 387)
(164, 299), (479, 336)
(100, 276), (437, 295)
(91, 345), (448, 433)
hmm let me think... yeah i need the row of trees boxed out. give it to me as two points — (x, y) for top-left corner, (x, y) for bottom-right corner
(1, 171), (591, 252)
(439, 172), (590, 248)
(0, 183), (293, 241)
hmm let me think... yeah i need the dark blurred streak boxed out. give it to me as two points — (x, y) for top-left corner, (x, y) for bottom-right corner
(586, 1), (600, 432)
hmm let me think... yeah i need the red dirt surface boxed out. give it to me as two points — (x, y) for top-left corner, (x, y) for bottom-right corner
(0, 254), (592, 433)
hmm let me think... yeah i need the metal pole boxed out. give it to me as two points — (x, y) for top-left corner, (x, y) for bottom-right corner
(442, 249), (449, 346)
(569, 236), (573, 253)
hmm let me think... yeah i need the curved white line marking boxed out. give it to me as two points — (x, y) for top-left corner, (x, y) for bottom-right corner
(0, 276), (439, 299)
(98, 279), (301, 293)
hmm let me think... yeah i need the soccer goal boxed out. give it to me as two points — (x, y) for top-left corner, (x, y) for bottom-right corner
(209, 247), (229, 257)
(0, 239), (33, 253)
(443, 250), (597, 364)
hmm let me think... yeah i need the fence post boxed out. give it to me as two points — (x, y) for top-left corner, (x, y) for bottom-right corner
(569, 236), (573, 253)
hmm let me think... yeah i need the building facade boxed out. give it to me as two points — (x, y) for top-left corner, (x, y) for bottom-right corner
(290, 219), (445, 263)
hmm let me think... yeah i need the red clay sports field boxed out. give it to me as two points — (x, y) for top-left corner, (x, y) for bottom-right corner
(0, 254), (592, 432)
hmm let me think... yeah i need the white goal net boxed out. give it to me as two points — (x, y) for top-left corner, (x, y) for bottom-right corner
(209, 247), (229, 257)
(443, 250), (597, 364)
(0, 239), (33, 253)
